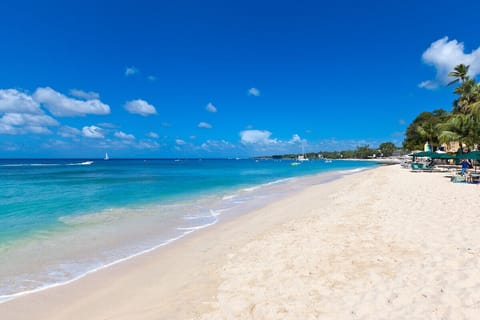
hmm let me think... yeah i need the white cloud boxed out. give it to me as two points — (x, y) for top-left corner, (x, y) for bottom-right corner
(147, 75), (156, 81)
(0, 113), (59, 135)
(33, 87), (110, 117)
(201, 139), (235, 152)
(115, 131), (135, 140)
(206, 102), (217, 113)
(125, 66), (139, 76)
(420, 37), (480, 88)
(69, 89), (100, 100)
(0, 141), (20, 151)
(248, 87), (260, 96)
(418, 80), (438, 90)
(97, 122), (118, 129)
(27, 126), (53, 134)
(0, 113), (58, 127)
(124, 99), (157, 116)
(176, 139), (186, 145)
(290, 134), (302, 143)
(198, 121), (212, 129)
(82, 125), (105, 139)
(0, 89), (42, 114)
(147, 131), (159, 138)
(239, 129), (277, 145)
(58, 126), (81, 138)
(136, 140), (160, 149)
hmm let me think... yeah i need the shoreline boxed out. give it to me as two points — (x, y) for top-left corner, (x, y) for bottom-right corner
(3, 164), (479, 319)
(0, 165), (373, 306)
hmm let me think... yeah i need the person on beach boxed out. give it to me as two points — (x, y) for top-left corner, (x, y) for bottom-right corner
(461, 159), (469, 175)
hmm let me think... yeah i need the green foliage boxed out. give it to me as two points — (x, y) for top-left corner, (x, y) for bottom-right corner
(263, 143), (397, 160)
(403, 64), (480, 151)
(379, 142), (397, 157)
(403, 109), (449, 151)
(448, 64), (470, 86)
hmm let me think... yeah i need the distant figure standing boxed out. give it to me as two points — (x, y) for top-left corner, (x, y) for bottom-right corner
(461, 159), (469, 175)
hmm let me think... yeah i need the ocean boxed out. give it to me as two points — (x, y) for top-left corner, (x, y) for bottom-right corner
(0, 158), (377, 302)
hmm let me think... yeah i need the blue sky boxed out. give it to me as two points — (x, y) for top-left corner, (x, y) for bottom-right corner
(1, 0), (480, 158)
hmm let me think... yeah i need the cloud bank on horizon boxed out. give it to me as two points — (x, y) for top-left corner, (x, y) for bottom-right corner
(420, 37), (480, 89)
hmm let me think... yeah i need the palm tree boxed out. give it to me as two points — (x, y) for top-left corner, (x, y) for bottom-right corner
(416, 121), (439, 149)
(448, 64), (470, 86)
(437, 113), (476, 148)
(452, 79), (478, 114)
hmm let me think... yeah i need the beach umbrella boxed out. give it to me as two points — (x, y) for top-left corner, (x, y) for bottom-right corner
(410, 151), (456, 159)
(410, 151), (435, 158)
(431, 152), (457, 160)
(457, 151), (480, 172)
(457, 150), (480, 161)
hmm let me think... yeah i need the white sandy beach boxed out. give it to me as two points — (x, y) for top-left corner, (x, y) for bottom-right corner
(2, 165), (480, 319)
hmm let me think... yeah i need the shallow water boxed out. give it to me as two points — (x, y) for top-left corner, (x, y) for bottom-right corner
(0, 158), (376, 302)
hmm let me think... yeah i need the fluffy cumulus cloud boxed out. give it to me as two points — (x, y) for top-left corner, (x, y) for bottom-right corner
(0, 89), (42, 114)
(125, 66), (139, 76)
(420, 37), (480, 89)
(114, 131), (135, 140)
(124, 99), (157, 116)
(82, 125), (105, 139)
(175, 139), (186, 145)
(198, 121), (212, 129)
(290, 134), (302, 143)
(33, 87), (110, 117)
(58, 126), (81, 138)
(239, 129), (277, 145)
(147, 131), (159, 138)
(248, 87), (260, 96)
(206, 102), (217, 113)
(200, 139), (235, 152)
(69, 89), (100, 100)
(136, 140), (160, 150)
(0, 112), (59, 135)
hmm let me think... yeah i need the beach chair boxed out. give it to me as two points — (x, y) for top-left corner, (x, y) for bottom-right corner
(410, 162), (435, 172)
(451, 175), (467, 183)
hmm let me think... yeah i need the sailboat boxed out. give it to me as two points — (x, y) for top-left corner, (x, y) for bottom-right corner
(297, 141), (309, 162)
(104, 152), (109, 160)
(291, 141), (308, 166)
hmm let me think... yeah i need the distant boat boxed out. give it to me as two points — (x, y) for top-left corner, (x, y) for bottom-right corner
(291, 161), (301, 166)
(104, 153), (109, 160)
(297, 155), (309, 162)
(297, 141), (309, 161)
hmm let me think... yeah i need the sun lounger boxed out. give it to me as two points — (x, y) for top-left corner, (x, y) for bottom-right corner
(451, 175), (467, 183)
(410, 163), (445, 172)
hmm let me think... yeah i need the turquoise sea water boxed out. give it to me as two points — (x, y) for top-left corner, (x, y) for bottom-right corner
(0, 158), (377, 302)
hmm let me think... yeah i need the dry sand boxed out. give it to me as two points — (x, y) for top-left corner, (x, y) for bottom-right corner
(2, 165), (480, 319)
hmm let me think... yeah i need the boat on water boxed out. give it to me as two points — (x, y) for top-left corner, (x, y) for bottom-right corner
(297, 141), (309, 162)
(104, 153), (109, 160)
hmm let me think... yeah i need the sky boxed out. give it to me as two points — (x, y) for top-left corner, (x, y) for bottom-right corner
(1, 0), (480, 158)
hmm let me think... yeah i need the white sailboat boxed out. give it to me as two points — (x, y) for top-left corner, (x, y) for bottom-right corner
(104, 152), (109, 160)
(291, 141), (308, 166)
(297, 141), (309, 161)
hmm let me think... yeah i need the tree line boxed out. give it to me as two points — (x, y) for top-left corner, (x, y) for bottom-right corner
(265, 142), (399, 160)
(403, 64), (480, 151)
